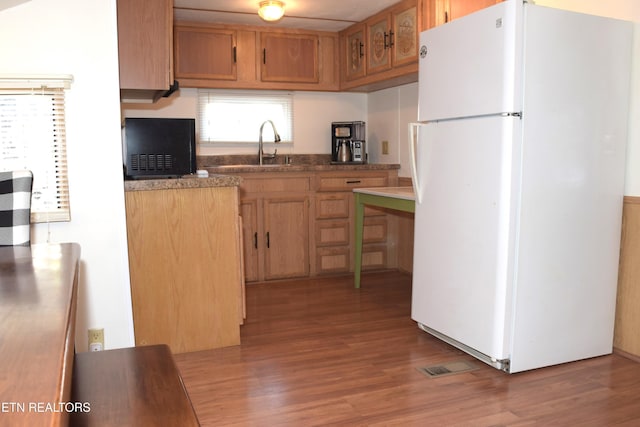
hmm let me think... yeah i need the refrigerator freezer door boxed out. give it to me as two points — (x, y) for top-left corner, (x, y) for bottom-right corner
(411, 115), (520, 361)
(418, 1), (520, 122)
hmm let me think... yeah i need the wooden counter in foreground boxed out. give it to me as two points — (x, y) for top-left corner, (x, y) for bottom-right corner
(124, 180), (244, 354)
(0, 243), (81, 427)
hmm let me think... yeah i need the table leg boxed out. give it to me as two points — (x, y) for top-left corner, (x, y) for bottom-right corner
(354, 192), (364, 288)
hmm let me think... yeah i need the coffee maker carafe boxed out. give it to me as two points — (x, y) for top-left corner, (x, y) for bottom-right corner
(331, 121), (366, 164)
(337, 140), (352, 162)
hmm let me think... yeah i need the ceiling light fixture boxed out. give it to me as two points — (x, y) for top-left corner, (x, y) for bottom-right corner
(258, 1), (285, 22)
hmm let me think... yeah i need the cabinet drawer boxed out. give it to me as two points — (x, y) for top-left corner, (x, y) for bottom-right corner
(316, 193), (350, 219)
(316, 219), (350, 246)
(242, 177), (311, 193)
(317, 175), (388, 191)
(363, 217), (388, 243)
(362, 244), (387, 270)
(316, 246), (350, 274)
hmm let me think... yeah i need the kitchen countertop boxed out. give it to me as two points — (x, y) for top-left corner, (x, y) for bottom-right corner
(124, 158), (400, 192)
(204, 162), (400, 174)
(124, 174), (241, 192)
(198, 154), (400, 174)
(353, 186), (415, 200)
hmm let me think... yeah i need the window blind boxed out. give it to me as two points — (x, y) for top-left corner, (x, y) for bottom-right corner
(198, 89), (293, 145)
(0, 78), (72, 223)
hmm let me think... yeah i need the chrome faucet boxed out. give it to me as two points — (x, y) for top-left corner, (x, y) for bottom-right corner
(259, 120), (281, 165)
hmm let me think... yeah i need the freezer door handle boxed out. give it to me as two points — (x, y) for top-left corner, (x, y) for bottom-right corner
(408, 122), (423, 204)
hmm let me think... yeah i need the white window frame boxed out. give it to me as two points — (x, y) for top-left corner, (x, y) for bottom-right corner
(0, 75), (73, 223)
(197, 89), (293, 146)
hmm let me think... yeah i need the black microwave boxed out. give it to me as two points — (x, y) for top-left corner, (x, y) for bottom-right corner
(123, 118), (196, 179)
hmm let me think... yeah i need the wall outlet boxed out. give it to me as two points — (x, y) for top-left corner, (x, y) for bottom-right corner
(382, 140), (389, 155)
(88, 328), (104, 351)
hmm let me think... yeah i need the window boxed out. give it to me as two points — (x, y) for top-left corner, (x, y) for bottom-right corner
(198, 90), (293, 145)
(0, 75), (72, 222)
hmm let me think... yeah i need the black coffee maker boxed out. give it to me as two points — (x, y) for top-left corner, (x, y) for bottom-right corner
(331, 121), (366, 164)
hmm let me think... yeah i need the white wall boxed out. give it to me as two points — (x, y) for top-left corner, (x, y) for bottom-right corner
(123, 89), (367, 155)
(0, 0), (134, 351)
(367, 83), (418, 177)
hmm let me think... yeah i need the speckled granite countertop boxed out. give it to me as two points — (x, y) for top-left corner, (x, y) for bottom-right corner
(204, 163), (400, 174)
(124, 175), (241, 192)
(199, 154), (399, 174)
(124, 155), (400, 191)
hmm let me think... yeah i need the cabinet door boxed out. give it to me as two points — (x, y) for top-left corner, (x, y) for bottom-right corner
(261, 33), (319, 83)
(174, 27), (237, 80)
(392, 3), (418, 67)
(240, 199), (260, 283)
(263, 196), (310, 280)
(343, 24), (366, 81)
(446, 0), (501, 24)
(366, 14), (392, 75)
(117, 0), (173, 90)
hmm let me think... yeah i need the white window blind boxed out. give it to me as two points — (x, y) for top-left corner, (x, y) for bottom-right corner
(198, 90), (293, 145)
(0, 76), (72, 223)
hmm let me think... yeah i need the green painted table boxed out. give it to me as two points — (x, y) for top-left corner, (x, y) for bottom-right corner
(353, 186), (415, 288)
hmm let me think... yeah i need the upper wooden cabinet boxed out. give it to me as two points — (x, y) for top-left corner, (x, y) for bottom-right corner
(366, 2), (418, 75)
(174, 26), (236, 80)
(340, 0), (418, 91)
(343, 24), (367, 81)
(366, 13), (393, 75)
(261, 33), (319, 83)
(174, 23), (338, 91)
(117, 0), (174, 101)
(421, 0), (502, 29)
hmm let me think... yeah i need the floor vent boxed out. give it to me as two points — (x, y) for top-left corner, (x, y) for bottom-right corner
(417, 360), (479, 378)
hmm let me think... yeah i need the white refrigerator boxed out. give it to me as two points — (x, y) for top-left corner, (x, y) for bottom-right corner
(409, 0), (633, 373)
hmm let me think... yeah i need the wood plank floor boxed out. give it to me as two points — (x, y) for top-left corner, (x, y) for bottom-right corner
(174, 271), (640, 426)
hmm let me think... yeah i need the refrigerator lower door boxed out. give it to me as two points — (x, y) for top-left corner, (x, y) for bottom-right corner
(411, 115), (520, 365)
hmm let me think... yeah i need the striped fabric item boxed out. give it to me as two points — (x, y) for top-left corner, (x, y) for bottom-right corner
(0, 170), (33, 247)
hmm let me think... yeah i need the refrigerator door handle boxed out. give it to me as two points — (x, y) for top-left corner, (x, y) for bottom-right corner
(409, 122), (423, 204)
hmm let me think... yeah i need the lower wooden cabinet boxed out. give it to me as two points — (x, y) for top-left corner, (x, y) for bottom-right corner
(314, 171), (396, 276)
(241, 196), (311, 281)
(239, 175), (312, 282)
(264, 196), (311, 279)
(232, 169), (399, 282)
(125, 185), (243, 353)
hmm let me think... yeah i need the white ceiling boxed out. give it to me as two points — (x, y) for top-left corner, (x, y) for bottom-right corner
(173, 0), (402, 32)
